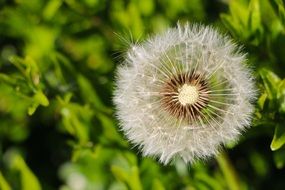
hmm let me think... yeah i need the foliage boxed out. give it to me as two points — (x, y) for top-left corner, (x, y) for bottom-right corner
(0, 0), (285, 189)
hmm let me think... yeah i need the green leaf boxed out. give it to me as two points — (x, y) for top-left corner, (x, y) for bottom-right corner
(34, 91), (49, 106)
(195, 173), (225, 190)
(137, 0), (154, 16)
(0, 171), (11, 190)
(277, 79), (285, 113)
(260, 0), (284, 39)
(248, 0), (262, 33)
(9, 56), (41, 87)
(249, 151), (268, 177)
(23, 56), (41, 86)
(274, 0), (285, 25)
(28, 103), (39, 116)
(220, 14), (239, 38)
(57, 93), (95, 144)
(259, 68), (281, 100)
(248, 0), (263, 44)
(77, 74), (106, 111)
(216, 152), (240, 190)
(111, 154), (142, 190)
(97, 113), (127, 146)
(228, 0), (249, 28)
(0, 74), (17, 85)
(28, 91), (49, 115)
(273, 148), (285, 169)
(5, 150), (42, 190)
(59, 103), (92, 144)
(271, 123), (285, 151)
(111, 165), (142, 190)
(151, 179), (165, 190)
(220, 0), (249, 40)
(43, 0), (62, 20)
(257, 92), (267, 109)
(111, 166), (128, 183)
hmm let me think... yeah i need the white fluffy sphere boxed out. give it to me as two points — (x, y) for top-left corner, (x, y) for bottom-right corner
(113, 23), (256, 164)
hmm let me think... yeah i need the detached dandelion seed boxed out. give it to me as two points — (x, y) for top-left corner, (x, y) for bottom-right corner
(113, 23), (256, 164)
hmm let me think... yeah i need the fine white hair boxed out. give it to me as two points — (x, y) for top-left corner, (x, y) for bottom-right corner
(113, 23), (256, 164)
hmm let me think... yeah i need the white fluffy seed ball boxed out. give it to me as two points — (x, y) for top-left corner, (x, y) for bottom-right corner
(113, 23), (256, 164)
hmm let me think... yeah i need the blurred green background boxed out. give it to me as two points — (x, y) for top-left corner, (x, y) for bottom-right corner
(1, 0), (285, 189)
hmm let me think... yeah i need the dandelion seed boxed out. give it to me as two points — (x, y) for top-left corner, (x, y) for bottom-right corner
(113, 23), (256, 164)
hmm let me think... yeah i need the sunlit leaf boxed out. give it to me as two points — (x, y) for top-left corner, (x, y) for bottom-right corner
(260, 0), (284, 39)
(77, 74), (107, 111)
(277, 79), (285, 113)
(111, 165), (142, 190)
(28, 91), (49, 115)
(151, 179), (165, 190)
(259, 68), (280, 100)
(274, 0), (285, 25)
(97, 113), (127, 146)
(248, 0), (262, 33)
(257, 92), (267, 110)
(0, 171), (11, 190)
(5, 150), (42, 190)
(42, 0), (62, 20)
(271, 123), (285, 151)
(220, 0), (249, 40)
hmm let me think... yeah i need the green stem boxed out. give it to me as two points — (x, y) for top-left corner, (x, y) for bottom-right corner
(216, 151), (241, 190)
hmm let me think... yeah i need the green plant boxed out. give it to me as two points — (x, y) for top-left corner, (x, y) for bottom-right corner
(0, 0), (285, 189)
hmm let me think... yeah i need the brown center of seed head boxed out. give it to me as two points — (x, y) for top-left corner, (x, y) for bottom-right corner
(160, 72), (209, 122)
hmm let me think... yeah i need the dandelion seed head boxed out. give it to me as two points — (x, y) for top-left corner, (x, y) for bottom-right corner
(113, 23), (256, 164)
